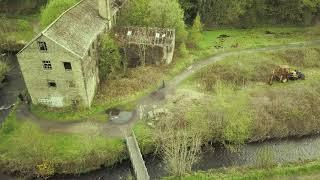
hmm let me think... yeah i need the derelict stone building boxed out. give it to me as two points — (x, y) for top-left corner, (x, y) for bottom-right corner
(114, 26), (175, 67)
(17, 0), (125, 107)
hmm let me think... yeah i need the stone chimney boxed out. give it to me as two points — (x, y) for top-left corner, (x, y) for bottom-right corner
(98, 0), (111, 20)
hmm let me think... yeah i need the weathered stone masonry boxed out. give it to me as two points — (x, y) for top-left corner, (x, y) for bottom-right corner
(17, 0), (124, 107)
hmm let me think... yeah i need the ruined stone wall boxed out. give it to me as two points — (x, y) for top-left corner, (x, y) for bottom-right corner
(17, 35), (89, 107)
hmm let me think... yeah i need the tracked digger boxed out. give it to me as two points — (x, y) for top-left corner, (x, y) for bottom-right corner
(269, 65), (305, 85)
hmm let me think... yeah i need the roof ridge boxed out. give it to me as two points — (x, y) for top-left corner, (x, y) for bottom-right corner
(17, 0), (86, 55)
(42, 0), (86, 34)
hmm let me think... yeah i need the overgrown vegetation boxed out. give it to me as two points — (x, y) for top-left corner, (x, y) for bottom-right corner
(179, 0), (320, 26)
(40, 0), (79, 28)
(118, 0), (187, 45)
(134, 46), (320, 177)
(184, 47), (320, 143)
(98, 33), (123, 80)
(187, 14), (202, 49)
(0, 108), (126, 178)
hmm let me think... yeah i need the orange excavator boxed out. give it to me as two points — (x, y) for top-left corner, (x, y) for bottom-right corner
(269, 65), (305, 85)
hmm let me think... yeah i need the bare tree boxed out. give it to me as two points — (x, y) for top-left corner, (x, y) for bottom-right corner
(154, 110), (202, 176)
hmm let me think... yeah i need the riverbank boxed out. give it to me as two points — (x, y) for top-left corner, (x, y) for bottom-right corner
(170, 160), (320, 180)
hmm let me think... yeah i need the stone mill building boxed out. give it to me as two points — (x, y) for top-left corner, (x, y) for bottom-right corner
(17, 0), (125, 107)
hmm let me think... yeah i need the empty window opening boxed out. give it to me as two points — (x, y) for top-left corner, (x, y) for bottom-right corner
(48, 80), (57, 88)
(42, 61), (52, 70)
(72, 99), (78, 106)
(38, 41), (47, 51)
(63, 62), (72, 71)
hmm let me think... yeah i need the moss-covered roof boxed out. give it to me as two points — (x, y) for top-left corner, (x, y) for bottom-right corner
(42, 0), (107, 58)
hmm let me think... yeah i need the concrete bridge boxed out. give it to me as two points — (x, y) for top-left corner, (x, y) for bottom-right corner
(126, 131), (150, 180)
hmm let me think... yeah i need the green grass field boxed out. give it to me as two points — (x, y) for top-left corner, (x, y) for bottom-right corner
(0, 107), (126, 177)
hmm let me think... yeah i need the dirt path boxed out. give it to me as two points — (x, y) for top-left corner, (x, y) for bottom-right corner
(11, 40), (320, 138)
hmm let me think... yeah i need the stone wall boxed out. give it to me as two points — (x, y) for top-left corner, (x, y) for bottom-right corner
(17, 35), (89, 107)
(82, 38), (100, 107)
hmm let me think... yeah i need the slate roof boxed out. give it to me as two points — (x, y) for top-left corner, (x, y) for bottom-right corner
(19, 0), (124, 58)
(42, 0), (107, 58)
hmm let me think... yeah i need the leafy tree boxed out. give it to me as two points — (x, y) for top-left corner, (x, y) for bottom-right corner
(148, 0), (187, 44)
(199, 0), (250, 26)
(179, 0), (200, 25)
(117, 0), (150, 26)
(40, 0), (79, 28)
(187, 14), (202, 48)
(98, 34), (122, 80)
(118, 0), (187, 45)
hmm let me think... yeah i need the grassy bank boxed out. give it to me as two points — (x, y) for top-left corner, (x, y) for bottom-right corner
(0, 16), (36, 51)
(0, 107), (126, 178)
(167, 160), (320, 180)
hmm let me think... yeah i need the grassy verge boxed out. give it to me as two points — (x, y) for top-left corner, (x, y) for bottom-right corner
(0, 107), (126, 178)
(167, 160), (320, 180)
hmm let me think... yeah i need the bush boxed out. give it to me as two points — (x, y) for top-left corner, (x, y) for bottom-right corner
(250, 83), (320, 141)
(98, 34), (122, 80)
(40, 0), (79, 28)
(178, 43), (189, 57)
(187, 14), (203, 49)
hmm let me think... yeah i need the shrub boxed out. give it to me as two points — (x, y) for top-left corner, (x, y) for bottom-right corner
(186, 82), (252, 144)
(178, 43), (189, 57)
(250, 83), (320, 141)
(98, 34), (122, 80)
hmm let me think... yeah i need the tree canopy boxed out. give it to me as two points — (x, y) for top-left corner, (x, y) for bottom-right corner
(179, 0), (320, 27)
(118, 0), (187, 44)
